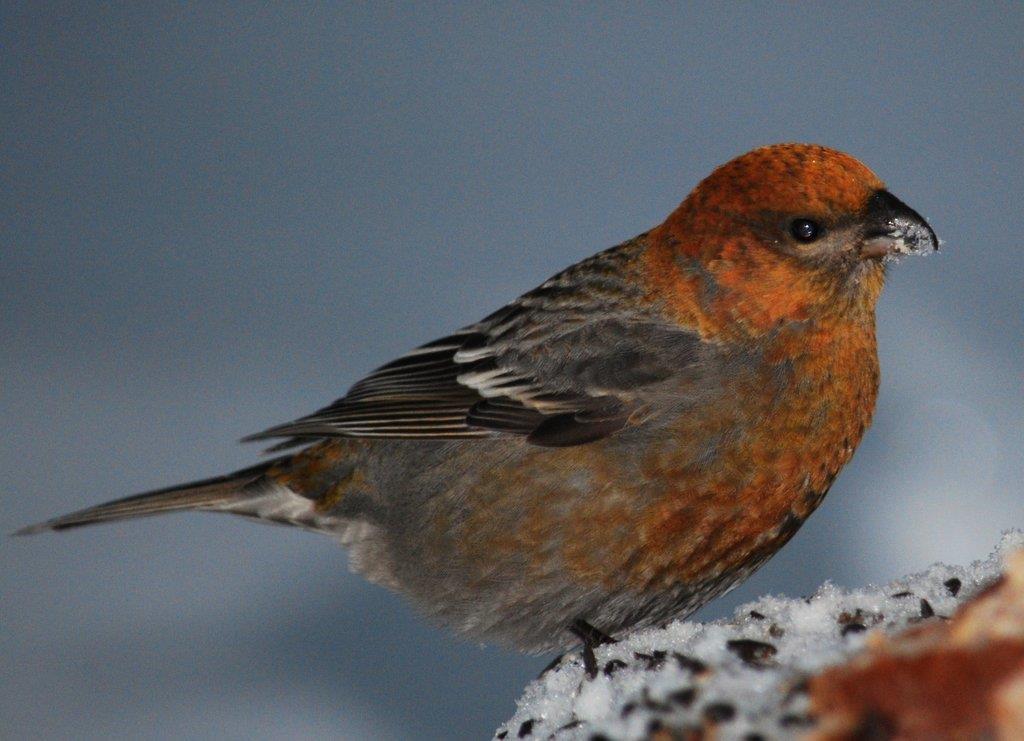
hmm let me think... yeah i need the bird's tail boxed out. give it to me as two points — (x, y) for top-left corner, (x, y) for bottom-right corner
(14, 459), (288, 535)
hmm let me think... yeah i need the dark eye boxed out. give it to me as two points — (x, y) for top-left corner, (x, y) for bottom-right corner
(790, 219), (822, 243)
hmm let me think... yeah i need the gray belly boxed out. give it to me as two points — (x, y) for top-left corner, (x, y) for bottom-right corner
(319, 430), (724, 653)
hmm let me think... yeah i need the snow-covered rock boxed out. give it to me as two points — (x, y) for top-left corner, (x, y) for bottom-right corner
(496, 532), (1024, 740)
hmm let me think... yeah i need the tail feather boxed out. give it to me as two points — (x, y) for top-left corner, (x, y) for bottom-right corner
(15, 459), (286, 535)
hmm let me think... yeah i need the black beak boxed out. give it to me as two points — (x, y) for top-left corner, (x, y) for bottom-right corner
(860, 189), (939, 260)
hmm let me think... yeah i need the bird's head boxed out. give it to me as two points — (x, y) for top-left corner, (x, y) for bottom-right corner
(651, 143), (938, 333)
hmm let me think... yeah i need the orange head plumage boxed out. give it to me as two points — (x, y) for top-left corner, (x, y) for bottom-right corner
(646, 143), (937, 335)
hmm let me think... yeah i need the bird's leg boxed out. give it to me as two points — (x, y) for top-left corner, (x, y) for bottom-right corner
(571, 618), (617, 646)
(570, 619), (618, 679)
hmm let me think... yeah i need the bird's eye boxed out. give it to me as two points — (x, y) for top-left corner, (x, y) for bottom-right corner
(790, 219), (822, 243)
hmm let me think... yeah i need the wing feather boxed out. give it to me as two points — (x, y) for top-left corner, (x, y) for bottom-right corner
(244, 236), (706, 447)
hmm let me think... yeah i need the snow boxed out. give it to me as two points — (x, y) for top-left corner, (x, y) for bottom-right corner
(495, 531), (1024, 740)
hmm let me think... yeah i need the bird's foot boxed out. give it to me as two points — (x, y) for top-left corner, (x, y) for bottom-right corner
(570, 619), (618, 679)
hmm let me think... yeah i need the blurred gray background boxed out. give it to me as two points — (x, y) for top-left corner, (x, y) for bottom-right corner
(3, 3), (1022, 739)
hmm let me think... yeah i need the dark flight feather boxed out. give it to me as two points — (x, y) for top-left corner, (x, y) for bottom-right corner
(244, 239), (703, 447)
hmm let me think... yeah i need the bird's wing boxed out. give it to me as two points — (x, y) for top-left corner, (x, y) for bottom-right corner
(244, 241), (705, 448)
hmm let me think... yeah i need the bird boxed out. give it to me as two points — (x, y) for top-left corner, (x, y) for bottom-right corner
(18, 143), (938, 654)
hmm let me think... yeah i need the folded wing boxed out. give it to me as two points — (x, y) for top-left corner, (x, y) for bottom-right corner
(245, 241), (704, 448)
